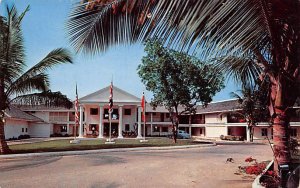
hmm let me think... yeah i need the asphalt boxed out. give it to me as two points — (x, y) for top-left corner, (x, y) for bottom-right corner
(0, 142), (216, 159)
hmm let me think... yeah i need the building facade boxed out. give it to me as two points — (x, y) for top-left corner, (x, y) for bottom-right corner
(4, 86), (300, 141)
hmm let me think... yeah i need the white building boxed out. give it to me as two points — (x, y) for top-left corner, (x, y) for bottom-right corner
(4, 86), (300, 141)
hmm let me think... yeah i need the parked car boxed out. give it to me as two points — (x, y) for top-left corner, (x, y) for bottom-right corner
(167, 130), (191, 139)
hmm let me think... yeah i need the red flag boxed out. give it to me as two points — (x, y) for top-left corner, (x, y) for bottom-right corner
(109, 82), (113, 111)
(141, 92), (145, 121)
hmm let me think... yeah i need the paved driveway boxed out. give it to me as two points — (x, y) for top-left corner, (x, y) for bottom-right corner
(0, 144), (272, 188)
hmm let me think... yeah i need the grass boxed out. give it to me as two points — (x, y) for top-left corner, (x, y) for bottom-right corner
(8, 138), (202, 154)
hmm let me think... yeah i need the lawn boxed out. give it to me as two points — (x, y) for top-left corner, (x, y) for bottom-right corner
(9, 138), (203, 154)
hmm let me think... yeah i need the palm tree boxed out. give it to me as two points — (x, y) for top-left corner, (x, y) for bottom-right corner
(67, 0), (300, 174)
(230, 83), (269, 142)
(0, 5), (73, 154)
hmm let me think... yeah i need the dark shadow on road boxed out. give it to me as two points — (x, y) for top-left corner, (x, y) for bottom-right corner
(0, 156), (62, 172)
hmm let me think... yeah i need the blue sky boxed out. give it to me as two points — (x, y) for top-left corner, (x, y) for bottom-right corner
(0, 0), (239, 101)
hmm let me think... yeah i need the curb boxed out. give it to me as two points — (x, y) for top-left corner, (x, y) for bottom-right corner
(0, 143), (216, 159)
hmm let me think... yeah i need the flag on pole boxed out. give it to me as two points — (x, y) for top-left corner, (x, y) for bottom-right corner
(74, 84), (79, 136)
(141, 92), (145, 121)
(109, 82), (113, 111)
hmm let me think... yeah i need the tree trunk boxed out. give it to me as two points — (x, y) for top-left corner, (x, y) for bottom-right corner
(0, 110), (11, 154)
(273, 107), (290, 170)
(250, 126), (254, 142)
(0, 77), (11, 154)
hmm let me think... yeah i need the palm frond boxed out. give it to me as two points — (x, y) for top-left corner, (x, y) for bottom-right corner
(0, 5), (28, 85)
(67, 0), (158, 54)
(6, 73), (49, 97)
(9, 48), (72, 95)
(21, 48), (73, 76)
(11, 91), (73, 109)
(212, 55), (262, 88)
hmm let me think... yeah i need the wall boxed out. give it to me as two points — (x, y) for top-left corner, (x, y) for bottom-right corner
(4, 119), (29, 139)
(122, 105), (137, 131)
(28, 123), (51, 137)
(205, 113), (225, 124)
(252, 127), (272, 140)
(205, 126), (227, 138)
(84, 105), (100, 124)
(31, 111), (49, 122)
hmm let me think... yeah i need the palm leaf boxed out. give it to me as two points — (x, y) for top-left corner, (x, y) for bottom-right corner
(0, 5), (28, 85)
(7, 48), (73, 96)
(6, 73), (49, 97)
(11, 91), (73, 109)
(67, 0), (158, 54)
(212, 55), (262, 88)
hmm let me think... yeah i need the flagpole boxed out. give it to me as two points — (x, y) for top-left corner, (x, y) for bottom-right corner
(143, 93), (146, 141)
(70, 83), (80, 144)
(109, 109), (112, 142)
(105, 81), (115, 144)
(74, 83), (77, 140)
(140, 91), (148, 143)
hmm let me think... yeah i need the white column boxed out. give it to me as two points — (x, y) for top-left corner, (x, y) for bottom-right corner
(98, 105), (104, 138)
(79, 105), (83, 138)
(150, 112), (153, 136)
(137, 106), (142, 138)
(118, 105), (123, 138)
(246, 126), (250, 142)
(189, 115), (192, 135)
(67, 112), (70, 135)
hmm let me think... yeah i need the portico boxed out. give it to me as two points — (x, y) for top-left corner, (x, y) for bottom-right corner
(77, 85), (142, 139)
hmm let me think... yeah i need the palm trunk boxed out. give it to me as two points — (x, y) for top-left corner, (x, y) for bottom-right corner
(0, 110), (10, 154)
(0, 78), (11, 154)
(273, 107), (290, 170)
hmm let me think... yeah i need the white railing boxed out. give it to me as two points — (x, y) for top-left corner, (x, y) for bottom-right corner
(49, 116), (68, 122)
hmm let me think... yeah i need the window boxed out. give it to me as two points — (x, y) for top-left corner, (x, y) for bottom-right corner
(160, 113), (164, 122)
(90, 108), (98, 115)
(124, 109), (131, 115)
(153, 112), (156, 116)
(166, 113), (170, 118)
(22, 128), (24, 132)
(125, 124), (130, 131)
(60, 126), (67, 132)
(162, 127), (168, 132)
(25, 128), (28, 132)
(290, 129), (297, 137)
(145, 112), (149, 115)
(261, 128), (268, 137)
(72, 112), (75, 115)
(153, 126), (160, 132)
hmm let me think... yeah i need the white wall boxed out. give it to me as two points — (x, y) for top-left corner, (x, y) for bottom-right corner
(28, 123), (51, 138)
(4, 119), (29, 139)
(253, 127), (272, 140)
(205, 113), (225, 124)
(122, 105), (137, 131)
(205, 126), (227, 138)
(85, 105), (100, 124)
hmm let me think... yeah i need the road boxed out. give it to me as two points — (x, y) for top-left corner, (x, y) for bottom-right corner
(0, 144), (273, 188)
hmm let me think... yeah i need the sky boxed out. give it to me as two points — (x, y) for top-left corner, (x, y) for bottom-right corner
(0, 0), (240, 101)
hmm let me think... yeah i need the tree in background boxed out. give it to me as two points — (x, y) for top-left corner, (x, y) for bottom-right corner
(137, 39), (224, 143)
(230, 80), (270, 142)
(0, 5), (73, 154)
(68, 2), (299, 179)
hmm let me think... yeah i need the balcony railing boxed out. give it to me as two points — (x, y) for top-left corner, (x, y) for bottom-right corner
(49, 116), (68, 122)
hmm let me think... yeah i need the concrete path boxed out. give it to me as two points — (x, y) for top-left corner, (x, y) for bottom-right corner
(0, 144), (273, 188)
